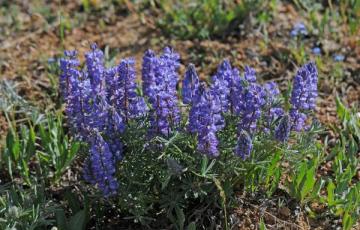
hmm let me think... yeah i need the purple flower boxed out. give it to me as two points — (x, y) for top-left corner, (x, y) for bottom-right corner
(289, 109), (307, 132)
(275, 115), (291, 142)
(197, 131), (219, 157)
(244, 66), (257, 83)
(290, 22), (307, 37)
(237, 83), (266, 133)
(148, 48), (181, 137)
(60, 50), (92, 140)
(210, 60), (233, 112)
(333, 54), (344, 62)
(263, 82), (284, 132)
(85, 43), (105, 95)
(59, 50), (80, 99)
(115, 58), (147, 121)
(312, 47), (321, 55)
(189, 83), (221, 157)
(142, 49), (157, 98)
(235, 130), (253, 160)
(182, 64), (199, 104)
(83, 130), (119, 196)
(290, 62), (318, 111)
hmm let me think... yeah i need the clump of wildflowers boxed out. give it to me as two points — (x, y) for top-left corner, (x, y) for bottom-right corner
(59, 44), (319, 197)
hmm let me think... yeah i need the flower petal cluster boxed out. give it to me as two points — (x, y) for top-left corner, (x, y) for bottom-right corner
(210, 60), (233, 112)
(290, 62), (318, 131)
(83, 131), (119, 196)
(263, 82), (284, 132)
(290, 22), (307, 37)
(143, 47), (181, 137)
(182, 64), (199, 105)
(114, 58), (147, 121)
(236, 69), (266, 134)
(189, 83), (221, 157)
(275, 115), (291, 142)
(235, 130), (253, 160)
(60, 44), (148, 195)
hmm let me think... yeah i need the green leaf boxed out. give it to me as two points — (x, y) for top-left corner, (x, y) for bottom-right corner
(259, 218), (267, 230)
(175, 206), (185, 230)
(187, 222), (196, 230)
(65, 190), (81, 213)
(55, 209), (68, 230)
(6, 131), (20, 161)
(326, 180), (335, 206)
(25, 126), (36, 156)
(69, 210), (86, 230)
(300, 165), (316, 201)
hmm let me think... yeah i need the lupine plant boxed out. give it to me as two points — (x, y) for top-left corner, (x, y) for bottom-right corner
(59, 44), (320, 227)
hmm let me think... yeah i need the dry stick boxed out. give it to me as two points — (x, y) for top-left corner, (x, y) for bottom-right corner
(241, 200), (306, 230)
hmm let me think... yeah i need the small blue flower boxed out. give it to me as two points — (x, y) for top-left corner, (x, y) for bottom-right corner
(333, 54), (344, 62)
(290, 22), (307, 37)
(312, 47), (321, 55)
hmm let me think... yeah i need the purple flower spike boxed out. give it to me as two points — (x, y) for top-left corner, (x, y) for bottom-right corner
(289, 62), (318, 131)
(244, 66), (257, 83)
(83, 130), (119, 196)
(85, 43), (105, 94)
(237, 83), (266, 133)
(142, 49), (157, 98)
(210, 59), (234, 112)
(182, 64), (199, 104)
(189, 83), (221, 157)
(235, 130), (253, 160)
(148, 48), (181, 137)
(290, 62), (318, 111)
(197, 131), (219, 157)
(275, 115), (291, 142)
(116, 58), (147, 121)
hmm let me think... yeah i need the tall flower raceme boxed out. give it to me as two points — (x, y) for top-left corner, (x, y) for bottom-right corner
(235, 130), (253, 160)
(83, 130), (119, 197)
(182, 64), (200, 105)
(210, 60), (232, 113)
(115, 58), (147, 122)
(236, 69), (266, 134)
(142, 49), (156, 99)
(188, 83), (221, 157)
(275, 115), (291, 142)
(85, 43), (106, 95)
(59, 50), (91, 140)
(289, 62), (318, 131)
(263, 82), (284, 133)
(233, 66), (266, 160)
(145, 47), (181, 137)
